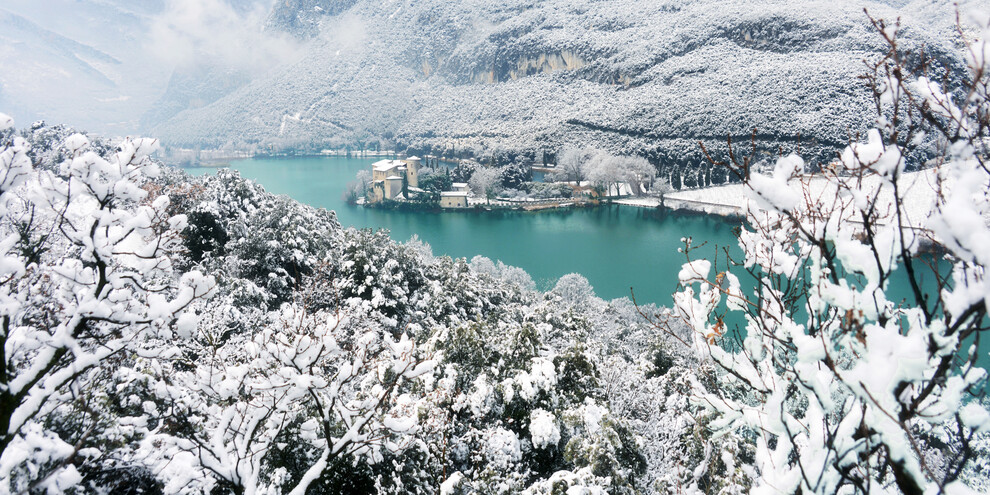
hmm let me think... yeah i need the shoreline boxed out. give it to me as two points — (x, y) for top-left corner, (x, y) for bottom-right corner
(193, 152), (942, 233)
(361, 168), (944, 234)
(365, 194), (745, 218)
(363, 188), (751, 219)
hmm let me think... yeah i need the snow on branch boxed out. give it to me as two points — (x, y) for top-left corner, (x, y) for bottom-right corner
(672, 10), (990, 494)
(0, 124), (215, 493)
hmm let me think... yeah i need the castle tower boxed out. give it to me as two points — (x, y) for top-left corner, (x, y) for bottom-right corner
(403, 156), (421, 188)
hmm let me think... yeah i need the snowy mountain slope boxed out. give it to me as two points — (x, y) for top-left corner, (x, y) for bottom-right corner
(0, 9), (120, 86)
(265, 0), (360, 39)
(152, 0), (971, 165)
(140, 66), (254, 131)
(0, 8), (122, 130)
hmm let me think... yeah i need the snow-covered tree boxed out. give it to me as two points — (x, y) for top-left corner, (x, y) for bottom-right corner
(553, 147), (590, 183)
(549, 274), (596, 311)
(451, 162), (477, 183)
(580, 151), (618, 197)
(614, 156), (656, 196)
(418, 318), (645, 494)
(468, 166), (501, 204)
(0, 119), (214, 493)
(346, 169), (372, 204)
(498, 163), (531, 190)
(671, 11), (990, 493)
(470, 255), (537, 293)
(183, 169), (343, 309)
(572, 150), (656, 198)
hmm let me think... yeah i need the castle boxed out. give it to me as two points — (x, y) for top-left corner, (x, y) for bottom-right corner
(369, 156), (421, 202)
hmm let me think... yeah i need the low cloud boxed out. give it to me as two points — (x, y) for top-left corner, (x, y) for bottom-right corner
(317, 11), (369, 55)
(148, 0), (301, 73)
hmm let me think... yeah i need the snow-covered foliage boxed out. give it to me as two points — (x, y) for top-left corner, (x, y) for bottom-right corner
(468, 166), (501, 202)
(158, 172), (714, 494)
(0, 116), (214, 492)
(4, 6), (988, 493)
(672, 11), (990, 493)
(141, 303), (433, 495)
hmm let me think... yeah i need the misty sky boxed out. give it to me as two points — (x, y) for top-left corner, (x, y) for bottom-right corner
(0, 0), (287, 133)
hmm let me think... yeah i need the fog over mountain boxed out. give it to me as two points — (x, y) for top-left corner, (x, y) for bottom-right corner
(147, 0), (974, 165)
(0, 0), (163, 132)
(0, 0), (280, 134)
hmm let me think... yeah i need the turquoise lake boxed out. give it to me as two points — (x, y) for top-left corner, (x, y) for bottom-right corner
(186, 155), (740, 307)
(185, 155), (986, 368)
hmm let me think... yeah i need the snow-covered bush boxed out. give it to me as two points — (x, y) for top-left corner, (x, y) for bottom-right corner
(340, 229), (429, 318)
(527, 182), (573, 200)
(419, 318), (645, 494)
(178, 169), (343, 309)
(499, 183), (575, 202)
(469, 255), (537, 293)
(671, 11), (990, 493)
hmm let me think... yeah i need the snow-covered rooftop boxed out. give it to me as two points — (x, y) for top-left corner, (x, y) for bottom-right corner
(441, 191), (469, 197)
(373, 159), (406, 172)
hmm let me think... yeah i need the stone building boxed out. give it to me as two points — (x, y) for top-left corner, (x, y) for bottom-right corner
(440, 191), (469, 208)
(369, 157), (421, 202)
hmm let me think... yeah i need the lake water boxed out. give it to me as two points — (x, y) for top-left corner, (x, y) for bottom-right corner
(186, 156), (740, 307)
(185, 155), (988, 369)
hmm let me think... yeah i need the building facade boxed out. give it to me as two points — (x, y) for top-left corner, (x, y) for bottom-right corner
(440, 191), (469, 208)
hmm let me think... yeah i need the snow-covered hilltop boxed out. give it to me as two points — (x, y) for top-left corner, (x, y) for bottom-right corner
(150, 0), (969, 165)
